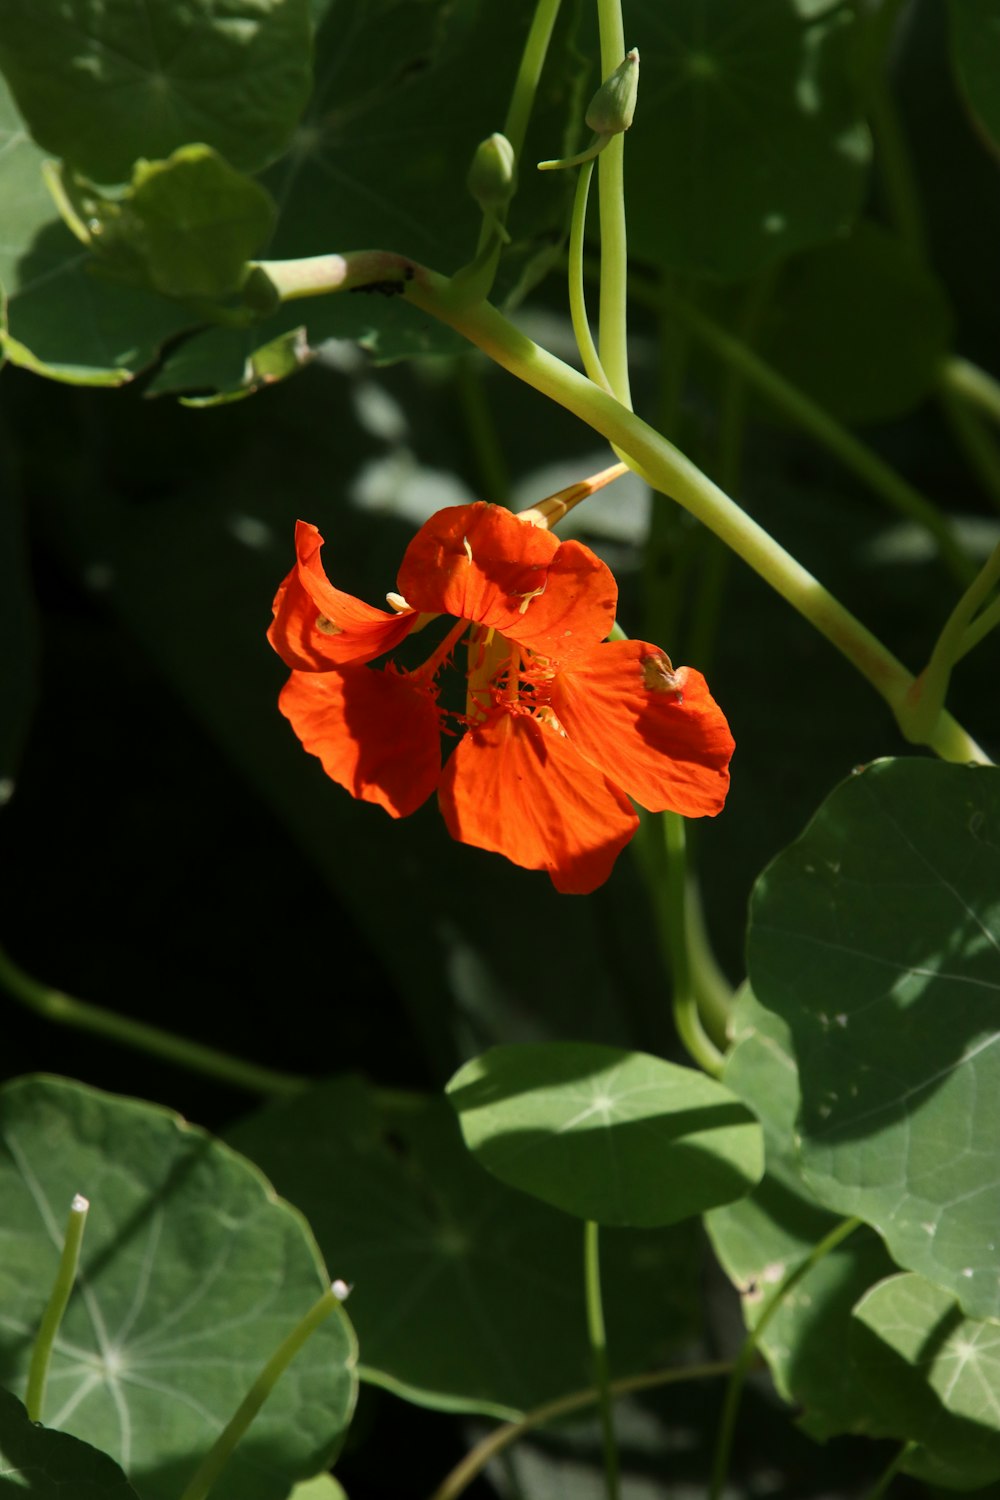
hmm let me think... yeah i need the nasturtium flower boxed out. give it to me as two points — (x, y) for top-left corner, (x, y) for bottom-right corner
(269, 502), (734, 894)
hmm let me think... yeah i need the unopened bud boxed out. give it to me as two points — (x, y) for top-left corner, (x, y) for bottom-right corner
(467, 133), (517, 211)
(585, 48), (639, 136)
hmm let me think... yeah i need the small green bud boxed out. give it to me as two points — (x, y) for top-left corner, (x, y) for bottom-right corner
(585, 48), (639, 135)
(467, 132), (517, 211)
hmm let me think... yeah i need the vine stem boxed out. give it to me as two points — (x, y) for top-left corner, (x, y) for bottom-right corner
(595, 0), (630, 408)
(0, 943), (307, 1097)
(584, 1220), (620, 1500)
(661, 813), (724, 1078)
(253, 252), (988, 764)
(943, 356), (1000, 428)
(904, 540), (1000, 739)
(427, 1359), (732, 1500)
(179, 1285), (346, 1500)
(25, 1193), (89, 1422)
(708, 1217), (862, 1500)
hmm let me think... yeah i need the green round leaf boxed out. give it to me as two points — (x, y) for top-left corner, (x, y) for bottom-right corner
(949, 0), (1000, 156)
(0, 0), (312, 183)
(621, 0), (870, 278)
(0, 1076), (357, 1500)
(758, 221), (954, 424)
(747, 758), (1000, 1321)
(447, 1042), (763, 1227)
(851, 1272), (1000, 1489)
(0, 1388), (139, 1499)
(228, 1078), (702, 1418)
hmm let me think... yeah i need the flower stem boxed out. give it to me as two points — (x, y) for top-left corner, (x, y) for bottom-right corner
(0, 942), (308, 1097)
(940, 375), (1000, 517)
(943, 356), (1000, 429)
(708, 1216), (862, 1500)
(662, 813), (725, 1078)
(25, 1193), (89, 1422)
(455, 357), (510, 501)
(595, 0), (631, 408)
(179, 1285), (345, 1500)
(584, 1219), (619, 1500)
(901, 539), (1000, 741)
(568, 158), (611, 389)
(427, 1359), (732, 1500)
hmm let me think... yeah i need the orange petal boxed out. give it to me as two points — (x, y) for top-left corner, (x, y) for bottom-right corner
(548, 642), (734, 816)
(269, 521), (416, 670)
(438, 709), (639, 894)
(397, 504), (615, 653)
(279, 666), (441, 818)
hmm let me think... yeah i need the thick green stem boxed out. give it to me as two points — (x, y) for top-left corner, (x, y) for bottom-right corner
(595, 0), (631, 407)
(427, 1359), (731, 1500)
(709, 1217), (862, 1500)
(179, 1286), (345, 1500)
(25, 1194), (89, 1422)
(662, 814), (725, 1077)
(0, 943), (307, 1097)
(584, 1220), (619, 1500)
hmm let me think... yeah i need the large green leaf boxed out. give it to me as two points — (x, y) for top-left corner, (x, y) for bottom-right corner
(851, 1272), (1000, 1489)
(227, 1077), (701, 1418)
(747, 758), (1000, 1321)
(0, 1076), (357, 1500)
(0, 1388), (140, 1499)
(706, 986), (895, 1439)
(0, 0), (312, 183)
(949, 0), (1000, 156)
(618, 0), (870, 278)
(447, 1042), (763, 1227)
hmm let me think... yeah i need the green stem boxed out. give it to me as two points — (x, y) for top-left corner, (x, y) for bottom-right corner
(0, 943), (307, 1098)
(25, 1193), (89, 1422)
(861, 1442), (917, 1500)
(662, 813), (724, 1078)
(584, 1220), (619, 1500)
(943, 356), (1000, 429)
(455, 356), (510, 501)
(902, 540), (1000, 740)
(427, 1359), (731, 1500)
(940, 377), (1000, 517)
(958, 590), (1000, 658)
(595, 0), (631, 407)
(708, 1217), (862, 1500)
(568, 159), (611, 389)
(179, 1286), (345, 1500)
(655, 288), (974, 586)
(854, 0), (926, 258)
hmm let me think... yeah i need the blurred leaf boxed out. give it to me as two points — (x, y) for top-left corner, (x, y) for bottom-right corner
(290, 1475), (348, 1500)
(227, 1077), (702, 1417)
(0, 1388), (140, 1499)
(758, 220), (954, 424)
(53, 148), (277, 301)
(619, 0), (870, 278)
(746, 758), (1000, 1320)
(0, 448), (36, 797)
(447, 1042), (763, 1226)
(0, 0), (312, 183)
(852, 1272), (1000, 1489)
(706, 986), (895, 1439)
(948, 0), (1000, 156)
(0, 1076), (357, 1500)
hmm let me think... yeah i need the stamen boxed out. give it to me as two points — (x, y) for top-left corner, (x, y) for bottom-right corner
(462, 535), (473, 564)
(517, 584), (546, 615)
(413, 617), (470, 682)
(385, 591), (410, 613)
(642, 652), (683, 699)
(316, 615), (343, 635)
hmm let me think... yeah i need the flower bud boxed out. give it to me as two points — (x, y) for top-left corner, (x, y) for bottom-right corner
(585, 48), (639, 136)
(467, 132), (517, 212)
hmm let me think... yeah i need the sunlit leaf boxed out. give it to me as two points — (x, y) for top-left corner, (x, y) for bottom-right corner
(852, 1271), (1000, 1488)
(228, 1077), (701, 1417)
(0, 0), (312, 183)
(0, 1076), (357, 1500)
(747, 757), (1000, 1320)
(0, 1388), (140, 1499)
(448, 1042), (763, 1226)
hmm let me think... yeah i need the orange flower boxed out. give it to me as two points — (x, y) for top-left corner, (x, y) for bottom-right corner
(269, 503), (734, 894)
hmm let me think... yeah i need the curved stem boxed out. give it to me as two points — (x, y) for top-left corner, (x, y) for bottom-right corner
(568, 159), (611, 389)
(25, 1193), (89, 1422)
(584, 1220), (619, 1500)
(595, 0), (631, 408)
(663, 814), (724, 1078)
(0, 943), (308, 1097)
(427, 1359), (732, 1500)
(708, 1216), (862, 1500)
(903, 540), (1000, 739)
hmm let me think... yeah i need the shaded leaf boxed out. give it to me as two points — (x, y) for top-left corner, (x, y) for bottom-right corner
(290, 1475), (348, 1500)
(448, 1042), (763, 1227)
(0, 0), (312, 183)
(228, 1077), (702, 1417)
(0, 1076), (357, 1500)
(746, 757), (1000, 1320)
(0, 1387), (140, 1499)
(949, 0), (1000, 156)
(852, 1271), (1000, 1489)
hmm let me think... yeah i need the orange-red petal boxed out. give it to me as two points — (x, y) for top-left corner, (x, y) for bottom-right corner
(438, 709), (639, 894)
(279, 666), (441, 818)
(269, 521), (417, 670)
(548, 642), (734, 816)
(396, 503), (616, 656)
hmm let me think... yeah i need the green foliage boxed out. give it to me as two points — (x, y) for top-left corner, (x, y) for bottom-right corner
(948, 0), (1000, 154)
(0, 1388), (140, 1499)
(0, 1077), (356, 1500)
(448, 1042), (763, 1226)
